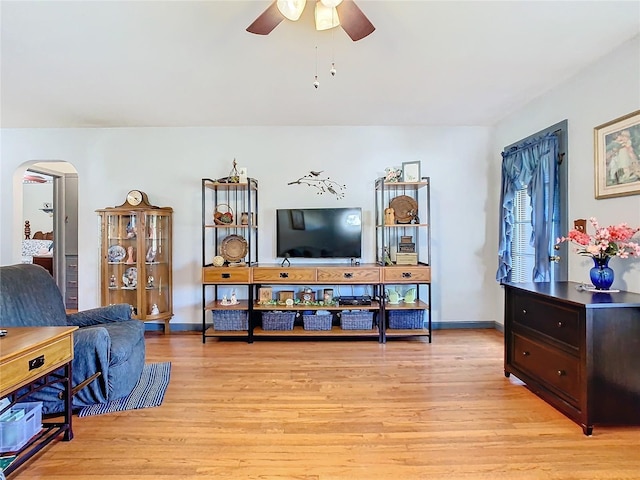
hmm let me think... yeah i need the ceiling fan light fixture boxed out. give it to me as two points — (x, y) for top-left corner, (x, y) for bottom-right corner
(276, 0), (306, 21)
(315, 2), (340, 31)
(320, 0), (343, 7)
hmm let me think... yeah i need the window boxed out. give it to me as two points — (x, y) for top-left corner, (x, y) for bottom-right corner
(501, 120), (568, 283)
(510, 187), (535, 283)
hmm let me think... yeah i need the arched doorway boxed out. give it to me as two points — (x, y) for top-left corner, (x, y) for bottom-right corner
(20, 161), (79, 311)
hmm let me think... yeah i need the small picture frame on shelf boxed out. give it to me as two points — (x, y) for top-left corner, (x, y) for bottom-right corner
(402, 161), (421, 182)
(259, 287), (273, 304)
(278, 291), (294, 302)
(323, 288), (334, 303)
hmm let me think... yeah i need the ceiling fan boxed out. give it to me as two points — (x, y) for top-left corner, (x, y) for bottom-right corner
(247, 0), (375, 42)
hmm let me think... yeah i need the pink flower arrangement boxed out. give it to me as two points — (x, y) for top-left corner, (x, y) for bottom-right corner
(556, 217), (640, 259)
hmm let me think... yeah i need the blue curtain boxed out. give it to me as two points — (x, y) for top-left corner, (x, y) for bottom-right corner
(496, 133), (558, 283)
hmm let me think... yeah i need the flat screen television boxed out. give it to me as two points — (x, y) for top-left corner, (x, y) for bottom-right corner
(276, 208), (362, 259)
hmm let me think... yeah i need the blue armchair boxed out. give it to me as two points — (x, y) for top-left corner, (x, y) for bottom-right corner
(0, 264), (146, 414)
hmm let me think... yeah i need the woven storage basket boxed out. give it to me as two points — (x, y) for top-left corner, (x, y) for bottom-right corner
(340, 311), (374, 330)
(303, 313), (333, 331)
(262, 311), (296, 331)
(212, 310), (248, 331)
(388, 310), (424, 329)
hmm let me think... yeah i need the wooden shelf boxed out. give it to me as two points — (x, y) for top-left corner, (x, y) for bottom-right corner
(384, 328), (431, 337)
(204, 300), (250, 311)
(253, 302), (380, 311)
(376, 223), (429, 228)
(253, 326), (379, 337)
(203, 326), (248, 337)
(384, 300), (429, 310)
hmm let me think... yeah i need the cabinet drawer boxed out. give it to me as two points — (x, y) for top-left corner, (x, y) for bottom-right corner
(0, 337), (74, 395)
(252, 268), (316, 283)
(203, 266), (251, 284)
(512, 333), (580, 405)
(317, 267), (380, 284)
(65, 288), (79, 309)
(383, 266), (431, 283)
(511, 292), (580, 348)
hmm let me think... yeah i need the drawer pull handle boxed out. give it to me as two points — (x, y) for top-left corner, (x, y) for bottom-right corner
(522, 351), (530, 356)
(279, 272), (289, 278)
(402, 272), (412, 278)
(522, 309), (527, 315)
(221, 273), (231, 279)
(67, 296), (78, 301)
(557, 321), (563, 328)
(344, 272), (353, 279)
(557, 370), (566, 377)
(68, 281), (78, 286)
(29, 355), (45, 370)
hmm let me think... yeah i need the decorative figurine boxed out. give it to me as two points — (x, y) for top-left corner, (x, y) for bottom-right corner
(404, 288), (417, 303)
(24, 220), (31, 240)
(384, 247), (393, 266)
(110, 274), (116, 288)
(126, 220), (137, 239)
(384, 207), (395, 225)
(146, 246), (157, 262)
(126, 246), (135, 264)
(150, 304), (159, 315)
(230, 291), (238, 305)
(147, 275), (154, 288)
(387, 289), (401, 304)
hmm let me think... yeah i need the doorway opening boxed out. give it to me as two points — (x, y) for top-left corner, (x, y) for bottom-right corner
(20, 161), (79, 310)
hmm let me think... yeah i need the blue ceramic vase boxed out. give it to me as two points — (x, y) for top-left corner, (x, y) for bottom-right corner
(590, 256), (614, 290)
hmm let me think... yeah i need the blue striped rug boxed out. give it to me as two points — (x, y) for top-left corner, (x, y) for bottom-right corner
(78, 362), (171, 417)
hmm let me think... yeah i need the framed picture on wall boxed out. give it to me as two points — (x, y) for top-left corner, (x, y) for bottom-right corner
(402, 161), (421, 182)
(594, 110), (640, 199)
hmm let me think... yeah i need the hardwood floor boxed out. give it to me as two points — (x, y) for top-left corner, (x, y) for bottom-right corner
(11, 329), (640, 479)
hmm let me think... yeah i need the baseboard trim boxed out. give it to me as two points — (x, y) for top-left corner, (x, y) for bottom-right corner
(145, 321), (504, 333)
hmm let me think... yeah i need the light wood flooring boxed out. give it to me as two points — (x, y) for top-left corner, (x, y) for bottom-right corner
(11, 329), (640, 479)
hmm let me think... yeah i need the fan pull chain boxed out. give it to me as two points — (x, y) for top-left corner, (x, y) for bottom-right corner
(330, 10), (336, 76)
(313, 45), (320, 88)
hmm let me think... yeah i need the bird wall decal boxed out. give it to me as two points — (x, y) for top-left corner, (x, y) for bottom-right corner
(288, 171), (346, 199)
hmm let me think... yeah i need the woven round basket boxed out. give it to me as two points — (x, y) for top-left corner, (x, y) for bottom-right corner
(389, 195), (418, 224)
(214, 203), (234, 225)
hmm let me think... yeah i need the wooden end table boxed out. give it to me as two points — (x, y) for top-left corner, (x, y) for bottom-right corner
(0, 326), (77, 476)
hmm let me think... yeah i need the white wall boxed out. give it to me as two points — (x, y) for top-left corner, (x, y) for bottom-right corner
(1, 126), (498, 327)
(5, 37), (636, 329)
(492, 35), (640, 314)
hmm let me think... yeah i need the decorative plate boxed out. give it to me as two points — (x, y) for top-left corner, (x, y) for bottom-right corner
(108, 245), (126, 263)
(389, 195), (418, 224)
(220, 234), (248, 263)
(123, 267), (137, 288)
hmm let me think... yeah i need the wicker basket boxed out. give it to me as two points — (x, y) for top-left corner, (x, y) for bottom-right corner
(340, 311), (374, 330)
(212, 310), (248, 331)
(388, 310), (424, 329)
(262, 311), (296, 331)
(303, 313), (333, 331)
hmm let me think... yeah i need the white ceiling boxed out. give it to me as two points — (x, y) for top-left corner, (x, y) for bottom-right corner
(2, 0), (639, 128)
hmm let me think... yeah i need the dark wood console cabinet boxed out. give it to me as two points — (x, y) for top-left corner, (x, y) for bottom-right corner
(503, 281), (640, 435)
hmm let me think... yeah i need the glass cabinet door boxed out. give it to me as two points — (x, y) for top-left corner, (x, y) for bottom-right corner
(104, 212), (140, 314)
(143, 212), (172, 319)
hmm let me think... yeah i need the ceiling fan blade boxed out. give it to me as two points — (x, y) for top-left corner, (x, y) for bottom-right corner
(246, 1), (284, 35)
(336, 0), (375, 41)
